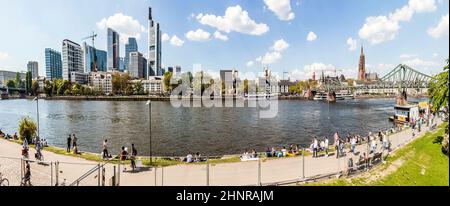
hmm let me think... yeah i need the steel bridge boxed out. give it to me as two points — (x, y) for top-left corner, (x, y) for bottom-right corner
(320, 64), (436, 92)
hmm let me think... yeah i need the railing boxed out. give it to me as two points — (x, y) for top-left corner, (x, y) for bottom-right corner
(68, 163), (105, 186)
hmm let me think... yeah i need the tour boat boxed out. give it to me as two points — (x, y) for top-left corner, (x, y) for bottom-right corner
(313, 92), (327, 101)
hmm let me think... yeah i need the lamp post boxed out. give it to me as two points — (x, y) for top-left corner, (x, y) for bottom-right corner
(146, 100), (152, 164)
(33, 97), (40, 140)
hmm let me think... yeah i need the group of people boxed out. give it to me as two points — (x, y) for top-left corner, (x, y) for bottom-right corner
(186, 152), (203, 163)
(66, 133), (80, 155)
(310, 137), (330, 158)
(0, 130), (18, 140)
(118, 143), (138, 171)
(265, 145), (300, 158)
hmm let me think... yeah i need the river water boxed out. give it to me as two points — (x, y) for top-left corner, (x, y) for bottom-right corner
(0, 98), (426, 156)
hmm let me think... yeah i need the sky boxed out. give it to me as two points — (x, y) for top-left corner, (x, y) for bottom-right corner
(0, 0), (448, 80)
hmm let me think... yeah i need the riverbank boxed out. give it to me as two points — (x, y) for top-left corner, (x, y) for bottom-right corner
(303, 122), (449, 186)
(0, 120), (442, 186)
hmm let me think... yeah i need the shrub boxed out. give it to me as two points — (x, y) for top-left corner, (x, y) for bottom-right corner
(18, 117), (37, 143)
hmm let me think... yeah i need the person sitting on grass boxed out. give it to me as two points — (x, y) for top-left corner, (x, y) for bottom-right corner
(73, 145), (82, 155)
(281, 147), (287, 157)
(186, 153), (193, 163)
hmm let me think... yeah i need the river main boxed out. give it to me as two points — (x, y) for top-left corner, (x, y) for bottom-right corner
(0, 98), (425, 156)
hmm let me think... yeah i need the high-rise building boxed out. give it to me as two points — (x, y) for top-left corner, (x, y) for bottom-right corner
(107, 28), (120, 71)
(129, 52), (145, 79)
(167, 67), (174, 73)
(148, 7), (162, 77)
(175, 66), (181, 75)
(142, 57), (148, 78)
(27, 61), (39, 79)
(62, 39), (84, 81)
(45, 48), (63, 80)
(358, 46), (366, 81)
(125, 37), (138, 71)
(119, 57), (126, 72)
(82, 42), (107, 73)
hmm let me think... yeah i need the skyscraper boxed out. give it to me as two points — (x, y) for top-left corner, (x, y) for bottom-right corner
(125, 37), (138, 71)
(358, 46), (366, 81)
(83, 42), (107, 73)
(129, 52), (145, 79)
(119, 57), (126, 72)
(107, 28), (120, 71)
(62, 39), (84, 81)
(148, 7), (162, 77)
(27, 61), (39, 79)
(45, 48), (62, 80)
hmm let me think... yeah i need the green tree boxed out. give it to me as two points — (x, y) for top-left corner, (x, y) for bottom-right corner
(18, 117), (37, 143)
(6, 79), (16, 88)
(243, 79), (249, 94)
(44, 80), (53, 96)
(15, 73), (21, 88)
(163, 72), (173, 93)
(25, 72), (32, 94)
(429, 59), (449, 115)
(31, 80), (39, 95)
(72, 82), (82, 96)
(112, 72), (130, 95)
(132, 81), (145, 95)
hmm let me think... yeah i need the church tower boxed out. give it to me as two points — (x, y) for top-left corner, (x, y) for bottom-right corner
(358, 46), (366, 81)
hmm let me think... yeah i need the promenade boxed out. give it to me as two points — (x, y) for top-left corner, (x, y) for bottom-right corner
(0, 119), (441, 186)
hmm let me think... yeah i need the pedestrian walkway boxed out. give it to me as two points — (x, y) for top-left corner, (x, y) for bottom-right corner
(0, 119), (441, 186)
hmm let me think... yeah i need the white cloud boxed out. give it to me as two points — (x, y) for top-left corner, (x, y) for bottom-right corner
(214, 31), (229, 41)
(307, 31), (317, 41)
(196, 5), (269, 36)
(185, 29), (211, 41)
(400, 54), (418, 59)
(170, 35), (185, 47)
(257, 51), (282, 65)
(162, 33), (170, 42)
(97, 13), (146, 43)
(408, 0), (437, 13)
(263, 0), (296, 21)
(358, 0), (437, 44)
(403, 58), (439, 69)
(290, 63), (338, 81)
(0, 52), (9, 61)
(254, 39), (290, 65)
(427, 14), (449, 39)
(346, 37), (358, 51)
(432, 53), (439, 58)
(246, 61), (255, 67)
(272, 39), (290, 52)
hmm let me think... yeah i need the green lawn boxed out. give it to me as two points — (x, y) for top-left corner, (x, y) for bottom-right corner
(305, 123), (449, 186)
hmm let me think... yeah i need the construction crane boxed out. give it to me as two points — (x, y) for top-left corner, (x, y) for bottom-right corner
(82, 31), (98, 72)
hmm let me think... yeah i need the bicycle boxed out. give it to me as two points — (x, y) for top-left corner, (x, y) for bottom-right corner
(0, 165), (9, 186)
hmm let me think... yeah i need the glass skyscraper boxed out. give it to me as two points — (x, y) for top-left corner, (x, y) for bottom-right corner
(62, 39), (84, 81)
(107, 28), (120, 71)
(45, 48), (62, 80)
(148, 7), (162, 77)
(125, 37), (138, 71)
(83, 42), (107, 73)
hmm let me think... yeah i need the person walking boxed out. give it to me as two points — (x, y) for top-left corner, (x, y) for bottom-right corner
(324, 137), (329, 157)
(313, 137), (318, 158)
(120, 146), (128, 172)
(334, 132), (340, 159)
(66, 135), (71, 153)
(130, 144), (137, 171)
(102, 139), (110, 159)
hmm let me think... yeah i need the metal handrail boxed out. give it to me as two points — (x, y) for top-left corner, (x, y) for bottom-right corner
(69, 163), (105, 186)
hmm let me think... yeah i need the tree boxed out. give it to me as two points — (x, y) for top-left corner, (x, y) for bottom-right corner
(163, 72), (173, 93)
(44, 80), (53, 96)
(25, 72), (32, 94)
(243, 79), (249, 94)
(6, 80), (15, 88)
(18, 117), (37, 143)
(31, 80), (39, 95)
(15, 73), (21, 88)
(429, 59), (449, 114)
(72, 82), (82, 96)
(112, 72), (130, 95)
(132, 81), (145, 95)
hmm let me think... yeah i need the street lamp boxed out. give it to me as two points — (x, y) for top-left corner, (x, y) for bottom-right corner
(33, 97), (40, 140)
(146, 100), (152, 165)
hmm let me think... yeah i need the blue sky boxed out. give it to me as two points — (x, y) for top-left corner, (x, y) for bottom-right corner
(0, 0), (448, 80)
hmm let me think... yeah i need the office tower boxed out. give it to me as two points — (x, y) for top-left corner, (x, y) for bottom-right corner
(125, 37), (138, 71)
(129, 52), (145, 79)
(45, 48), (63, 80)
(175, 66), (181, 75)
(119, 57), (126, 72)
(62, 39), (84, 81)
(148, 7), (162, 77)
(358, 46), (366, 81)
(142, 57), (148, 78)
(83, 42), (107, 73)
(107, 28), (120, 71)
(27, 61), (39, 79)
(167, 67), (174, 73)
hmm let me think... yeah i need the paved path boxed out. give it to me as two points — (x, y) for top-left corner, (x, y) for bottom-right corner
(0, 119), (441, 186)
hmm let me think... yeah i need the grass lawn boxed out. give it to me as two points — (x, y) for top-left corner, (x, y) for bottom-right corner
(305, 123), (449, 186)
